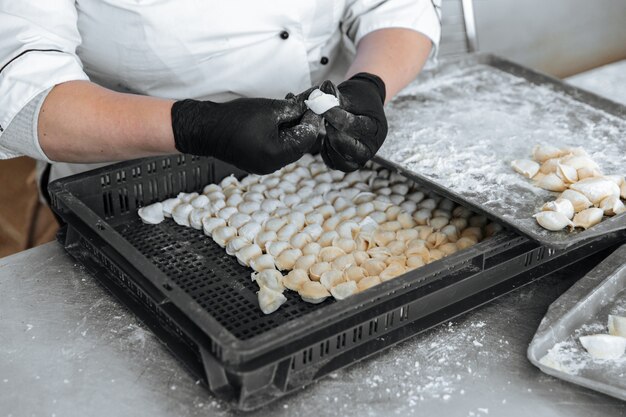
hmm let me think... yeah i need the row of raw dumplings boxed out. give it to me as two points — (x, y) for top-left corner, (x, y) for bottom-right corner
(511, 145), (626, 231)
(138, 154), (500, 314)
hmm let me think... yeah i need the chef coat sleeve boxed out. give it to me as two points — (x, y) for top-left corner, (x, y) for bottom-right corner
(342, 0), (442, 58)
(0, 0), (89, 159)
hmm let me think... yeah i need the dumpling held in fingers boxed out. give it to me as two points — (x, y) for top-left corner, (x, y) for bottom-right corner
(304, 89), (340, 115)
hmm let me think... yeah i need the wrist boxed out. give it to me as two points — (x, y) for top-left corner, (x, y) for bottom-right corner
(171, 99), (220, 156)
(349, 72), (386, 104)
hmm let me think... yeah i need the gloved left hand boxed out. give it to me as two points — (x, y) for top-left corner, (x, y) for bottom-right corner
(317, 73), (388, 172)
(171, 89), (321, 175)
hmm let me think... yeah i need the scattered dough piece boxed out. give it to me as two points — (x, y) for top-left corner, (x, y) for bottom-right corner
(258, 286), (287, 315)
(559, 190), (592, 213)
(533, 211), (573, 231)
(511, 159), (540, 178)
(541, 198), (574, 220)
(252, 269), (284, 292)
(608, 315), (626, 337)
(320, 270), (345, 290)
(555, 163), (578, 183)
(330, 280), (358, 300)
(579, 334), (626, 360)
(570, 177), (621, 205)
(304, 89), (340, 115)
(599, 196), (626, 216)
(534, 173), (567, 192)
(161, 198), (181, 218)
(532, 144), (563, 163)
(172, 203), (193, 227)
(539, 158), (560, 175)
(577, 167), (602, 180)
(358, 275), (382, 291)
(571, 207), (604, 230)
(560, 155), (600, 171)
(138, 202), (165, 225)
(299, 281), (331, 304)
(283, 269), (310, 291)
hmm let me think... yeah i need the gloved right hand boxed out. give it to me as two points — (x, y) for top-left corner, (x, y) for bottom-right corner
(317, 74), (388, 172)
(171, 92), (321, 175)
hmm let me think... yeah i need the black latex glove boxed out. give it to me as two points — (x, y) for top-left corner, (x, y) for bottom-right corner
(318, 73), (388, 172)
(171, 90), (321, 175)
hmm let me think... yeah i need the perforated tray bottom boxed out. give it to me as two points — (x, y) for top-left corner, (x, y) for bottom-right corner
(116, 218), (325, 340)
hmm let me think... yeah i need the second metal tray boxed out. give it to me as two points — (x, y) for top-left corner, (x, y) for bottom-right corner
(528, 243), (626, 400)
(377, 53), (626, 250)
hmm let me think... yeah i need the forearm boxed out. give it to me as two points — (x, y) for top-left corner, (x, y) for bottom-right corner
(346, 28), (433, 102)
(38, 80), (176, 163)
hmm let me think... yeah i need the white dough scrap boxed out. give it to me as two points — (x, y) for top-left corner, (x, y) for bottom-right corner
(579, 334), (626, 360)
(608, 315), (626, 337)
(257, 286), (287, 315)
(172, 203), (193, 227)
(570, 177), (620, 206)
(330, 280), (358, 300)
(511, 159), (540, 179)
(572, 207), (604, 230)
(541, 198), (574, 220)
(252, 270), (284, 292)
(533, 211), (572, 231)
(161, 198), (181, 218)
(138, 202), (165, 225)
(304, 89), (340, 115)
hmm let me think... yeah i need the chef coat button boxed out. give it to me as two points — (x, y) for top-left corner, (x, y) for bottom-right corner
(320, 56), (329, 65)
(280, 31), (290, 40)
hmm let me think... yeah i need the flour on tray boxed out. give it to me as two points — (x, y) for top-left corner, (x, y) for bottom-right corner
(540, 319), (626, 376)
(378, 63), (626, 240)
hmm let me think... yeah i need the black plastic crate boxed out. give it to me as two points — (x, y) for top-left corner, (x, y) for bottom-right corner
(49, 155), (624, 410)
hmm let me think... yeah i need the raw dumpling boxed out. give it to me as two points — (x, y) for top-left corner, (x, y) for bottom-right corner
(599, 196), (626, 216)
(571, 207), (603, 230)
(534, 173), (567, 192)
(532, 144), (563, 163)
(559, 189), (593, 213)
(304, 89), (340, 115)
(161, 198), (181, 218)
(252, 269), (284, 292)
(283, 269), (310, 291)
(299, 281), (331, 304)
(533, 211), (572, 231)
(511, 159), (540, 178)
(608, 315), (626, 337)
(579, 334), (626, 360)
(570, 178), (620, 205)
(172, 203), (193, 227)
(541, 198), (574, 220)
(257, 286), (287, 315)
(330, 280), (358, 300)
(138, 202), (164, 225)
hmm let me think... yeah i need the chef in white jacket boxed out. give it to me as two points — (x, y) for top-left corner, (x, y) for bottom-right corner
(0, 0), (441, 197)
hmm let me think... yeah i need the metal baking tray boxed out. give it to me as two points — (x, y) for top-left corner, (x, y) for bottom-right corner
(376, 53), (626, 250)
(528, 243), (626, 400)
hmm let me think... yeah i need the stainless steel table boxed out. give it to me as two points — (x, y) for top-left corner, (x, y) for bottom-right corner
(2, 243), (624, 417)
(566, 60), (626, 105)
(2, 60), (625, 417)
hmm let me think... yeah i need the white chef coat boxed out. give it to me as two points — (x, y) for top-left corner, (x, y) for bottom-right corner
(0, 0), (441, 181)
